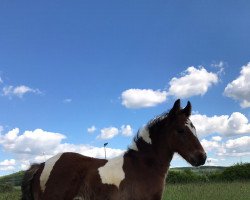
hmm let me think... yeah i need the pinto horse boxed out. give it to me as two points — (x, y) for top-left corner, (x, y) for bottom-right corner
(22, 99), (206, 200)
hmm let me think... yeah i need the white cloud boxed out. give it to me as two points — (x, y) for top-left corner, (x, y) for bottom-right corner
(0, 166), (15, 171)
(87, 126), (97, 133)
(0, 128), (125, 172)
(211, 61), (225, 75)
(201, 139), (222, 152)
(191, 112), (250, 137)
(225, 136), (250, 156)
(2, 85), (41, 98)
(121, 125), (133, 136)
(63, 98), (72, 103)
(212, 136), (222, 142)
(97, 125), (134, 139)
(191, 114), (227, 137)
(167, 66), (218, 98)
(1, 125), (250, 172)
(206, 157), (219, 166)
(0, 125), (3, 134)
(0, 159), (16, 171)
(121, 89), (167, 109)
(121, 66), (219, 108)
(0, 128), (66, 155)
(20, 161), (30, 171)
(224, 62), (250, 108)
(0, 77), (3, 84)
(0, 159), (15, 166)
(211, 61), (225, 69)
(97, 127), (119, 139)
(201, 139), (227, 157)
(55, 143), (124, 159)
(201, 135), (250, 158)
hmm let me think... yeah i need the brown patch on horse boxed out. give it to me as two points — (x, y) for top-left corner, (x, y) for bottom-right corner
(21, 164), (41, 200)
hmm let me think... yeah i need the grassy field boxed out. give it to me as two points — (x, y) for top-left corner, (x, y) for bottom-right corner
(1, 182), (250, 200)
(0, 189), (21, 200)
(163, 181), (250, 200)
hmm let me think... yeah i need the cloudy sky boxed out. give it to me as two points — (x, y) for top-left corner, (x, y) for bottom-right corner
(0, 1), (250, 175)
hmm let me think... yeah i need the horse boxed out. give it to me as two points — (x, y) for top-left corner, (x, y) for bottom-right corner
(21, 99), (206, 200)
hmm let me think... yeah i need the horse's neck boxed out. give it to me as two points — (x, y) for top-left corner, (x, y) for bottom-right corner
(127, 124), (174, 174)
(151, 147), (174, 173)
(154, 140), (174, 170)
(126, 146), (174, 175)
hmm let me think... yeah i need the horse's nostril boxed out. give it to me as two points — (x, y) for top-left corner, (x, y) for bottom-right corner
(202, 152), (207, 161)
(192, 152), (207, 166)
(198, 152), (207, 165)
(190, 152), (207, 167)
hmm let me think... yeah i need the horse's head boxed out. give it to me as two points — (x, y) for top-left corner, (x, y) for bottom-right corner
(167, 99), (206, 167)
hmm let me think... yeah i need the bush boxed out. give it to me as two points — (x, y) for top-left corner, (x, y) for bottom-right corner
(220, 163), (250, 181)
(0, 183), (14, 193)
(166, 169), (207, 184)
(206, 171), (222, 182)
(0, 171), (24, 187)
(166, 163), (250, 184)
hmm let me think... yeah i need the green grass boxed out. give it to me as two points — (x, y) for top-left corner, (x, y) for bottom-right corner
(1, 182), (250, 200)
(163, 181), (250, 200)
(0, 171), (24, 186)
(0, 189), (21, 200)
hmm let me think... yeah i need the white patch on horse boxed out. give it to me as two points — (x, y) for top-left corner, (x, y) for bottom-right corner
(185, 119), (196, 135)
(129, 126), (152, 151)
(73, 197), (84, 200)
(98, 154), (125, 188)
(40, 153), (63, 192)
(139, 126), (152, 144)
(129, 140), (138, 151)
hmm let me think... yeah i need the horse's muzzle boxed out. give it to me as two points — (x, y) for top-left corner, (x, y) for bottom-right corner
(191, 152), (207, 167)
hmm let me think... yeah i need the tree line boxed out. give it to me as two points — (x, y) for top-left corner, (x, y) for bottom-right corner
(0, 163), (250, 192)
(166, 163), (250, 184)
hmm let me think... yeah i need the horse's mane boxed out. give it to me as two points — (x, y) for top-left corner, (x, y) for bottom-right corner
(147, 111), (169, 129)
(128, 112), (169, 152)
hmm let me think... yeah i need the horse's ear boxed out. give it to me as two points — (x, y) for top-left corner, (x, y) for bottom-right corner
(182, 101), (192, 117)
(169, 99), (181, 116)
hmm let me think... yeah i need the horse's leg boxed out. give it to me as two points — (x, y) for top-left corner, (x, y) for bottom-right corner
(150, 191), (163, 200)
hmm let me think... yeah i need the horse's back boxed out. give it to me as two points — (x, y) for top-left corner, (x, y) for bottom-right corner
(30, 152), (106, 200)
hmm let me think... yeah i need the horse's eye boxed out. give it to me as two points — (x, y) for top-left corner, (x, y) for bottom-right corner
(177, 129), (185, 134)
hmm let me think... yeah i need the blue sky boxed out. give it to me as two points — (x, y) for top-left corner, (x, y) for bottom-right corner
(0, 1), (250, 175)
